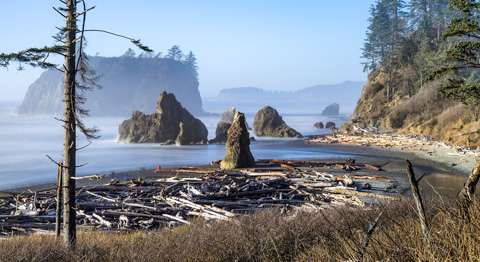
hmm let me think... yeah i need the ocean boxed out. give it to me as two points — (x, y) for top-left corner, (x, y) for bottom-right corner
(0, 102), (350, 189)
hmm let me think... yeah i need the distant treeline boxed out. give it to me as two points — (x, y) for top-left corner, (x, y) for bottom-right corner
(109, 45), (199, 78)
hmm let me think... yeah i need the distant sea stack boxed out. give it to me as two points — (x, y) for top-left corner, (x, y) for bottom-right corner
(253, 106), (302, 138)
(18, 53), (205, 116)
(321, 103), (340, 116)
(118, 92), (208, 145)
(210, 107), (238, 144)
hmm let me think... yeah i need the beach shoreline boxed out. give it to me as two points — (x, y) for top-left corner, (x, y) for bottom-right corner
(2, 138), (468, 195)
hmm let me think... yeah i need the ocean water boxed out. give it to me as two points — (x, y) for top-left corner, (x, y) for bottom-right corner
(0, 102), (351, 189)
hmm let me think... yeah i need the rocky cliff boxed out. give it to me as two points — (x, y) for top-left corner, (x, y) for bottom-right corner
(344, 69), (480, 148)
(18, 55), (204, 116)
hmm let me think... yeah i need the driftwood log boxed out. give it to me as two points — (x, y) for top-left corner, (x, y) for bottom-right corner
(406, 160), (429, 241)
(458, 160), (480, 218)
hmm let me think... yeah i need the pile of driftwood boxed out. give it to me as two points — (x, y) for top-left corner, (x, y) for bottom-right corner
(0, 160), (398, 236)
(310, 131), (480, 155)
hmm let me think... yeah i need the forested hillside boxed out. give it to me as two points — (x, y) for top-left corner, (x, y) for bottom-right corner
(18, 46), (205, 117)
(346, 0), (480, 147)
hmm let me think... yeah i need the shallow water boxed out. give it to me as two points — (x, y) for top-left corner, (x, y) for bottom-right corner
(0, 103), (350, 189)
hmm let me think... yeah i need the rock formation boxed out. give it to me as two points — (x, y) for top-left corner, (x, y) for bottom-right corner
(326, 122), (336, 129)
(221, 112), (255, 170)
(118, 92), (208, 145)
(314, 122), (324, 129)
(209, 107), (237, 144)
(321, 103), (340, 116)
(253, 106), (303, 138)
(18, 55), (205, 116)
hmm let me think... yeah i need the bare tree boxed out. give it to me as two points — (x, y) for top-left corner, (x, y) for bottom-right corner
(0, 0), (151, 248)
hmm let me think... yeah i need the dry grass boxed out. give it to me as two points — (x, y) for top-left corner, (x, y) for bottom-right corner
(1, 200), (480, 261)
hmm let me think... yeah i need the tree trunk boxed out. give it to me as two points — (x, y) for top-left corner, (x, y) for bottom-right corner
(406, 160), (429, 241)
(55, 165), (63, 238)
(458, 161), (480, 217)
(62, 0), (77, 248)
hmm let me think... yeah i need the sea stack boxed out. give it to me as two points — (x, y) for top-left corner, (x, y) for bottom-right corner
(118, 91), (208, 145)
(220, 111), (255, 170)
(253, 106), (302, 138)
(321, 103), (340, 116)
(210, 107), (238, 144)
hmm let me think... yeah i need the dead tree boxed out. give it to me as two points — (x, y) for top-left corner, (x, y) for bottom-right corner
(55, 165), (63, 238)
(458, 161), (480, 218)
(0, 0), (151, 248)
(406, 160), (429, 241)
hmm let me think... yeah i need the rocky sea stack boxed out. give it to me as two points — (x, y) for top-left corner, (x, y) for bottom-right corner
(321, 103), (340, 116)
(253, 106), (302, 138)
(209, 107), (238, 144)
(221, 112), (255, 170)
(118, 92), (208, 145)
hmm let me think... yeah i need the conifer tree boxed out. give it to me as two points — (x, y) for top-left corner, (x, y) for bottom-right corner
(167, 45), (183, 61)
(0, 0), (151, 248)
(435, 0), (480, 120)
(184, 51), (198, 77)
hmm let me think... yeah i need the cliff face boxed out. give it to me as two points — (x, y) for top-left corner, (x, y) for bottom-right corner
(345, 68), (480, 148)
(18, 55), (204, 116)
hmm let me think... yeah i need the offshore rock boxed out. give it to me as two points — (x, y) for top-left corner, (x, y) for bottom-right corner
(221, 112), (255, 170)
(321, 103), (340, 116)
(118, 92), (208, 145)
(314, 122), (324, 129)
(253, 106), (302, 138)
(209, 107), (238, 144)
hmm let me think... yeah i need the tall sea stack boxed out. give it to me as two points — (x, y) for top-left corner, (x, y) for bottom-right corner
(221, 111), (255, 170)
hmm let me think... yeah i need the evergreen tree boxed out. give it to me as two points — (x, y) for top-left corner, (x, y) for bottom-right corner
(409, 0), (450, 40)
(362, 0), (407, 72)
(184, 51), (198, 77)
(0, 0), (151, 248)
(435, 0), (480, 119)
(123, 48), (136, 57)
(167, 45), (183, 61)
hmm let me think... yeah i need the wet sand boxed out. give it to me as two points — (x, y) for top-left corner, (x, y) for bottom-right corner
(2, 141), (467, 199)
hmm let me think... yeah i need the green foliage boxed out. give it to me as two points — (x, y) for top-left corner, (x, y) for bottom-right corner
(433, 0), (480, 112)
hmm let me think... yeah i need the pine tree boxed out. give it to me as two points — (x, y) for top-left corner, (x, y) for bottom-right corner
(435, 0), (480, 120)
(362, 0), (407, 72)
(0, 0), (151, 248)
(184, 51), (198, 77)
(167, 45), (183, 61)
(123, 48), (136, 57)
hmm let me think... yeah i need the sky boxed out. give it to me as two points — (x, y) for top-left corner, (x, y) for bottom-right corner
(0, 0), (375, 101)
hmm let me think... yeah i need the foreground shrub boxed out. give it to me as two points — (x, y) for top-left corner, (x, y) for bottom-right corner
(0, 200), (479, 261)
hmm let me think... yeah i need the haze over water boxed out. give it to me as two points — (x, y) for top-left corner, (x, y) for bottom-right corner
(0, 102), (350, 189)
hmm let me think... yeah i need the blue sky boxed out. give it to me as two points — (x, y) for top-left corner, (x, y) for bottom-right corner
(0, 0), (375, 101)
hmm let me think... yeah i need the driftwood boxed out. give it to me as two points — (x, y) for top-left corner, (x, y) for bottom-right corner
(359, 210), (384, 260)
(55, 166), (63, 238)
(406, 160), (429, 241)
(0, 159), (399, 236)
(458, 160), (480, 217)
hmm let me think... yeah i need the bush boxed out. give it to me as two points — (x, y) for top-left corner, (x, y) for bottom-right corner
(1, 200), (479, 261)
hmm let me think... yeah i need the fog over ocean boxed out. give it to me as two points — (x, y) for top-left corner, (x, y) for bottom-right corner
(0, 102), (350, 189)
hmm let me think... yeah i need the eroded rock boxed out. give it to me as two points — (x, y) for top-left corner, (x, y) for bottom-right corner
(210, 107), (237, 144)
(314, 122), (324, 129)
(321, 103), (340, 116)
(253, 106), (302, 138)
(118, 92), (208, 145)
(221, 112), (255, 169)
